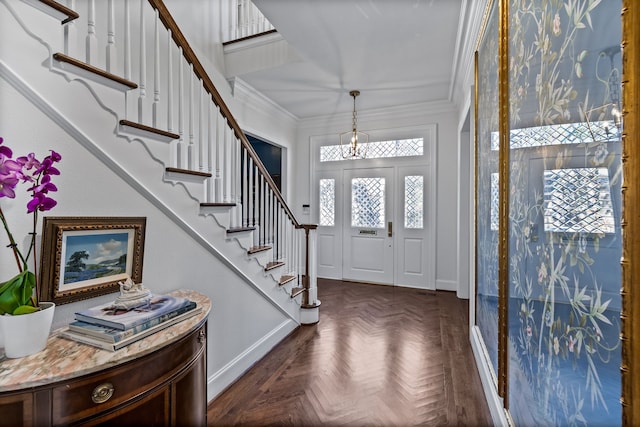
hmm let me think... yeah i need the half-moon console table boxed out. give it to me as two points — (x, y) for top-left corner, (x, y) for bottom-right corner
(0, 289), (210, 427)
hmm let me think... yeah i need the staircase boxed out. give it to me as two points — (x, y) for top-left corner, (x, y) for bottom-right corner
(3, 0), (319, 324)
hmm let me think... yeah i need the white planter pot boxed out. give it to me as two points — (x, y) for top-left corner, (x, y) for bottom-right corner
(0, 302), (55, 358)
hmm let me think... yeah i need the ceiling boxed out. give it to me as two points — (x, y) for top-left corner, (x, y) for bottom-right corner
(229, 0), (468, 120)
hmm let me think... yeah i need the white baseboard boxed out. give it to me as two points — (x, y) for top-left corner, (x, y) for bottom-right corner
(206, 319), (298, 402)
(470, 326), (511, 427)
(436, 279), (458, 292)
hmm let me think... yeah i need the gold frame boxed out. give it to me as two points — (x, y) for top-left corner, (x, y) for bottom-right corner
(496, 0), (510, 404)
(39, 217), (146, 305)
(621, 1), (639, 424)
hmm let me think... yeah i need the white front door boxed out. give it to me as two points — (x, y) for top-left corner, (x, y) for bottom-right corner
(343, 168), (394, 284)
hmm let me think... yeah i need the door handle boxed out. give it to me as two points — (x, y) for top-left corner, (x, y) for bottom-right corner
(388, 221), (393, 237)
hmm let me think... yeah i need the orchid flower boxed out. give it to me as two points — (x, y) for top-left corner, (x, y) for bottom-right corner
(0, 136), (62, 314)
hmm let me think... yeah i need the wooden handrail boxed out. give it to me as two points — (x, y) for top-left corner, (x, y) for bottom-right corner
(146, 0), (300, 227)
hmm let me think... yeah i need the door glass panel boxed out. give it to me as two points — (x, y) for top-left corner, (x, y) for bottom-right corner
(404, 175), (423, 229)
(507, 1), (622, 425)
(319, 178), (335, 226)
(351, 177), (385, 228)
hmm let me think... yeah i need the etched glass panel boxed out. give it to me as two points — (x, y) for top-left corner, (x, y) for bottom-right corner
(320, 138), (423, 162)
(491, 120), (620, 150)
(490, 173), (499, 231)
(319, 179), (335, 226)
(543, 168), (615, 234)
(404, 176), (423, 229)
(351, 178), (385, 228)
(319, 145), (343, 162)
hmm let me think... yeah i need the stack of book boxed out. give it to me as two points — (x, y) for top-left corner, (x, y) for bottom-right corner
(60, 294), (200, 351)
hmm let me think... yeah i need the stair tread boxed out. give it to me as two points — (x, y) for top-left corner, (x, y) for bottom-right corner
(53, 53), (137, 89)
(200, 202), (236, 207)
(227, 227), (256, 234)
(265, 261), (285, 271)
(25, 0), (79, 24)
(279, 275), (296, 286)
(290, 287), (307, 298)
(120, 120), (179, 140)
(165, 167), (212, 178)
(248, 245), (271, 254)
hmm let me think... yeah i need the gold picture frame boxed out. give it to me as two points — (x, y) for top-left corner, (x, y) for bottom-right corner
(39, 217), (146, 305)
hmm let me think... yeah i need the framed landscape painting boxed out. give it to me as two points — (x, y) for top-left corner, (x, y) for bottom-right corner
(39, 217), (146, 305)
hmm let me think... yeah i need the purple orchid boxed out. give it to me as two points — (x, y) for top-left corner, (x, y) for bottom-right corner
(0, 137), (13, 158)
(0, 173), (19, 198)
(27, 192), (57, 213)
(17, 152), (41, 171)
(0, 136), (62, 313)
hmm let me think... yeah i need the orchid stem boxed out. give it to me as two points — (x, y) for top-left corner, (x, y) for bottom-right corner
(0, 205), (26, 272)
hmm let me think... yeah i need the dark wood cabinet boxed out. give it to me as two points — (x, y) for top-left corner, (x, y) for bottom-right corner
(0, 323), (207, 427)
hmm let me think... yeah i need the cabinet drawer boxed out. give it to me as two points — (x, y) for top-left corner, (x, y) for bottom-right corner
(52, 326), (204, 426)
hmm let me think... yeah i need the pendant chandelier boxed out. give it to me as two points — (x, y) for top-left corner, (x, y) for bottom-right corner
(340, 90), (369, 159)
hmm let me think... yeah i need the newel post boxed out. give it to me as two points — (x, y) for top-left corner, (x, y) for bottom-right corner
(300, 224), (320, 324)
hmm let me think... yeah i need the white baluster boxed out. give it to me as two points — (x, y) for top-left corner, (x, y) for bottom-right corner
(124, 0), (131, 80)
(225, 127), (231, 206)
(64, 0), (76, 56)
(229, 0), (237, 42)
(207, 101), (214, 202)
(268, 190), (273, 246)
(187, 69), (194, 170)
(85, 0), (97, 64)
(177, 50), (184, 169)
(236, 137), (242, 226)
(137, 0), (146, 123)
(215, 109), (222, 202)
(260, 175), (266, 245)
(152, 10), (160, 128)
(231, 137), (238, 225)
(198, 85), (204, 173)
(167, 31), (173, 132)
(242, 148), (248, 226)
(245, 158), (256, 227)
(106, 0), (116, 72)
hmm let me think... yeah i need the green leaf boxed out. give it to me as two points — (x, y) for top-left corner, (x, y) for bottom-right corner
(0, 270), (36, 315)
(13, 305), (40, 315)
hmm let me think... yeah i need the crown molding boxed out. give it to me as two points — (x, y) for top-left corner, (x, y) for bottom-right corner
(451, 0), (489, 109)
(229, 76), (298, 124)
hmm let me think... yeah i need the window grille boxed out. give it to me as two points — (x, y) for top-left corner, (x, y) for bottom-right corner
(404, 176), (424, 229)
(320, 138), (423, 162)
(491, 173), (499, 231)
(491, 120), (619, 150)
(351, 177), (385, 228)
(319, 179), (335, 226)
(543, 167), (615, 234)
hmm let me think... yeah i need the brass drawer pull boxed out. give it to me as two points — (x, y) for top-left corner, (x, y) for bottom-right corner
(198, 329), (206, 344)
(91, 382), (114, 404)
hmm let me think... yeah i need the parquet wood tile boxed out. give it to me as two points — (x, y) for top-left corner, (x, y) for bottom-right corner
(207, 279), (493, 426)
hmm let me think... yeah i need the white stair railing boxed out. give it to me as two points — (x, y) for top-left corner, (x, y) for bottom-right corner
(48, 0), (316, 306)
(226, 0), (274, 42)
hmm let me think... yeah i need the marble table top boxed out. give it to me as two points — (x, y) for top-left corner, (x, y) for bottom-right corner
(0, 289), (210, 392)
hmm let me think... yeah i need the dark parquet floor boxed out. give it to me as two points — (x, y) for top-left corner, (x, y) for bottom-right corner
(207, 279), (493, 426)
